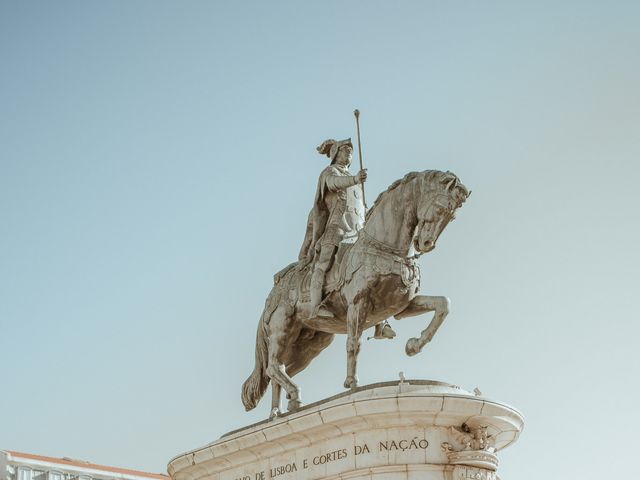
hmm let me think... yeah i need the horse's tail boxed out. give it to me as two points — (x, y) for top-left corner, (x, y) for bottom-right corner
(241, 319), (270, 411)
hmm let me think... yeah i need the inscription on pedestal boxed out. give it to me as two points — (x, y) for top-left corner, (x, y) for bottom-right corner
(233, 438), (429, 480)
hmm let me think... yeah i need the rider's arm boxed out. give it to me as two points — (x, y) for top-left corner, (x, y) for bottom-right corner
(325, 170), (360, 192)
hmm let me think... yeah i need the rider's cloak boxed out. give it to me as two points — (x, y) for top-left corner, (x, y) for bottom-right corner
(298, 164), (364, 264)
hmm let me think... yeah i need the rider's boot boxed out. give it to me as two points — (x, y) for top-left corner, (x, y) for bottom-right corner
(373, 320), (396, 339)
(309, 267), (334, 319)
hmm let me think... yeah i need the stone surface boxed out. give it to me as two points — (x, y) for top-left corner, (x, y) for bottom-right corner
(169, 381), (523, 480)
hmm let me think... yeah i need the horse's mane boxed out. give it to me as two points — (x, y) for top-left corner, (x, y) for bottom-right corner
(365, 170), (444, 221)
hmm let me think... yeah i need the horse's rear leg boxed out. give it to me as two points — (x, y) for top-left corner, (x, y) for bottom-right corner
(394, 295), (450, 356)
(265, 305), (303, 412)
(270, 383), (281, 419)
(345, 298), (368, 389)
(268, 330), (333, 417)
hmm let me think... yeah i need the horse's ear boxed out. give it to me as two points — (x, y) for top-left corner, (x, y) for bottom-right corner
(445, 177), (458, 191)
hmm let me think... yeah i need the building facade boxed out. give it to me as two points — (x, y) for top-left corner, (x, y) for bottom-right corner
(1, 451), (168, 480)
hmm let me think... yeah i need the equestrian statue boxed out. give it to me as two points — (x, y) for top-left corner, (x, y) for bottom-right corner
(242, 125), (469, 418)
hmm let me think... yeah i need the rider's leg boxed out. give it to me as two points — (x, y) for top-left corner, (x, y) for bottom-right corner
(309, 245), (336, 318)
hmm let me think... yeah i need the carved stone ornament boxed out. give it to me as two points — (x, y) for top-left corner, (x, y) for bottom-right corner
(444, 449), (499, 472)
(441, 424), (499, 471)
(452, 465), (498, 480)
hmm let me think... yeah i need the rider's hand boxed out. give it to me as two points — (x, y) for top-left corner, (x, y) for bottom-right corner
(357, 169), (368, 184)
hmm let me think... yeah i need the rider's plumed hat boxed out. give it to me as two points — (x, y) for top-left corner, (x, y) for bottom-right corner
(317, 138), (353, 163)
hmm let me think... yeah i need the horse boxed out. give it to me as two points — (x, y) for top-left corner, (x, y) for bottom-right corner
(242, 170), (469, 417)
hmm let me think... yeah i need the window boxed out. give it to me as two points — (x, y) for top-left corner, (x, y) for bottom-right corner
(18, 468), (32, 480)
(49, 472), (63, 480)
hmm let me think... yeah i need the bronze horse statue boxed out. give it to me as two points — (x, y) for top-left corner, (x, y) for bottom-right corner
(242, 170), (469, 416)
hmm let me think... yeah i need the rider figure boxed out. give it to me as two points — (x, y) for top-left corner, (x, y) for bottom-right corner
(299, 138), (395, 339)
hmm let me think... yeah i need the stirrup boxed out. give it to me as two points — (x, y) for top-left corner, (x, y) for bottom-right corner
(370, 323), (396, 340)
(314, 305), (335, 319)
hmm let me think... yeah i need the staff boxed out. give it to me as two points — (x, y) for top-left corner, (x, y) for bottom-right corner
(353, 109), (367, 211)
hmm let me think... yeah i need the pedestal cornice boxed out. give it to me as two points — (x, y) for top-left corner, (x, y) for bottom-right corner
(169, 380), (523, 480)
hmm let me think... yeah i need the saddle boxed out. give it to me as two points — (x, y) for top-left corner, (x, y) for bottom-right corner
(272, 239), (420, 307)
(273, 243), (355, 304)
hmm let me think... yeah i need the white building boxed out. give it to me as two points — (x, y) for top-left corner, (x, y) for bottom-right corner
(0, 451), (168, 480)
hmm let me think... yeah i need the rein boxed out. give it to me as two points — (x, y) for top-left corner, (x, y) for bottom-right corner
(360, 229), (406, 256)
(360, 229), (423, 261)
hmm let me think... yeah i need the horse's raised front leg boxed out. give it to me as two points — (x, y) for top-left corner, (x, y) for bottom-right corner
(344, 298), (368, 389)
(394, 295), (450, 356)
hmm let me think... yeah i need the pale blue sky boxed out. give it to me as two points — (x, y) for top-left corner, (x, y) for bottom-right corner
(1, 2), (639, 479)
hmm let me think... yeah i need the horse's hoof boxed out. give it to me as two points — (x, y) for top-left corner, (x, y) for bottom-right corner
(405, 337), (421, 357)
(343, 376), (359, 389)
(269, 407), (281, 420)
(287, 399), (302, 412)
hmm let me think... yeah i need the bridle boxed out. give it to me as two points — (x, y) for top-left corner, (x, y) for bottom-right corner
(360, 188), (455, 261)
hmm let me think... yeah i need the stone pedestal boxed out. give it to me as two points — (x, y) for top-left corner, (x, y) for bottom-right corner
(168, 381), (523, 480)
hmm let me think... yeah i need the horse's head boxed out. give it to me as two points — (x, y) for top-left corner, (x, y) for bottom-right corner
(413, 172), (469, 253)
